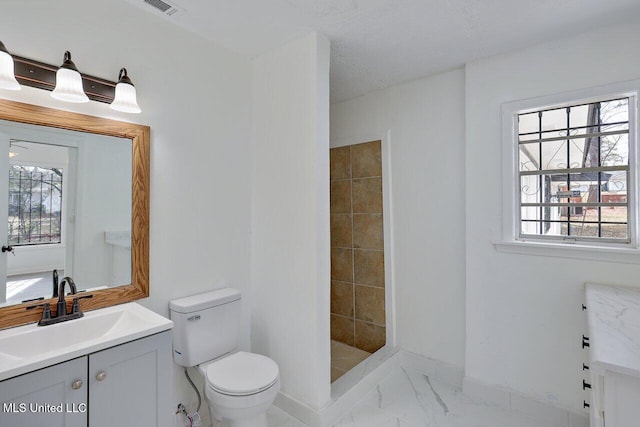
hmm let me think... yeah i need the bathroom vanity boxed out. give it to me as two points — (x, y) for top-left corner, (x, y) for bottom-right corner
(0, 98), (164, 427)
(0, 303), (172, 427)
(585, 283), (640, 427)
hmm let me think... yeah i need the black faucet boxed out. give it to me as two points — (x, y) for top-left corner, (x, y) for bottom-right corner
(52, 269), (59, 298)
(56, 276), (77, 317)
(27, 276), (92, 326)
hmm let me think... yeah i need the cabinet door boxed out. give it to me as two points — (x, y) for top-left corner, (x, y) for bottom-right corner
(0, 357), (88, 427)
(604, 370), (640, 427)
(590, 373), (605, 427)
(89, 331), (171, 427)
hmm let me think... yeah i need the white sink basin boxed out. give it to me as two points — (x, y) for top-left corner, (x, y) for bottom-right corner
(0, 302), (172, 381)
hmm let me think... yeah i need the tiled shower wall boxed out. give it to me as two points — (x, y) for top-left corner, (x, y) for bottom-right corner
(330, 140), (385, 353)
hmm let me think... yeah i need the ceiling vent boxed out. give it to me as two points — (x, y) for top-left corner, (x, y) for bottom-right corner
(143, 0), (182, 16)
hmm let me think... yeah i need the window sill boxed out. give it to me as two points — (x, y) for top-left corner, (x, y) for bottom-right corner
(493, 240), (640, 264)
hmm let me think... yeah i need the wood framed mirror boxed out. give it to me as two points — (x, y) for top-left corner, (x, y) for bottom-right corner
(0, 99), (149, 329)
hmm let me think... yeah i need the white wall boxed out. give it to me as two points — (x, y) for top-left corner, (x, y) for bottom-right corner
(331, 69), (467, 369)
(465, 20), (640, 412)
(250, 33), (331, 410)
(7, 245), (64, 277)
(0, 0), (252, 419)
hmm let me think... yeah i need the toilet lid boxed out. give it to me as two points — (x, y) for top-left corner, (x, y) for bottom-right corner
(205, 351), (279, 396)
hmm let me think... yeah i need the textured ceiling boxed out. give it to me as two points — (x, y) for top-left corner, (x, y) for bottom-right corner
(125, 0), (640, 103)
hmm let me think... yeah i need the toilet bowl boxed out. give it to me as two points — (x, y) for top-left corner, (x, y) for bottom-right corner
(199, 351), (279, 427)
(169, 289), (280, 427)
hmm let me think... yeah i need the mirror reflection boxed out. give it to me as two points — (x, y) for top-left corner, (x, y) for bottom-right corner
(0, 120), (132, 307)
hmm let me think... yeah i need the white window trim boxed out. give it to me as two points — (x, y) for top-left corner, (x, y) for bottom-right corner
(495, 80), (640, 263)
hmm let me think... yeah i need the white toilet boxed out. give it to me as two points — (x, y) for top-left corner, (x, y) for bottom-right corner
(170, 288), (280, 427)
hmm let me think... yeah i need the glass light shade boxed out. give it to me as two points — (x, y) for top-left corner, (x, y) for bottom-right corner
(0, 49), (20, 91)
(51, 67), (89, 103)
(110, 81), (141, 114)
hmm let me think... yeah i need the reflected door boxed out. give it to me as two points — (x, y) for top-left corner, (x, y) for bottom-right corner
(0, 134), (7, 304)
(5, 141), (72, 305)
(0, 121), (75, 306)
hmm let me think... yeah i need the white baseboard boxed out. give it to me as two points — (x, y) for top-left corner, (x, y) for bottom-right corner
(274, 391), (316, 426)
(462, 376), (589, 427)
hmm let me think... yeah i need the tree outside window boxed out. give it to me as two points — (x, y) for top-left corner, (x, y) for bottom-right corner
(8, 165), (63, 246)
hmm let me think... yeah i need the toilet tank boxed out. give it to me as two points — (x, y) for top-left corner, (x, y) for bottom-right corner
(169, 288), (241, 367)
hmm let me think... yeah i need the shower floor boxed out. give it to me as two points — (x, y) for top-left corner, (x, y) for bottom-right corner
(331, 340), (371, 382)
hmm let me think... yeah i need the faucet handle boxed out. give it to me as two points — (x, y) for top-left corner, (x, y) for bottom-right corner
(71, 294), (93, 315)
(26, 302), (52, 325)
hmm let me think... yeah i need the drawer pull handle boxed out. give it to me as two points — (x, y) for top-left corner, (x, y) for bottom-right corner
(584, 400), (590, 408)
(582, 335), (590, 348)
(583, 379), (592, 390)
(71, 379), (83, 390)
(96, 371), (107, 381)
(583, 363), (589, 371)
(582, 304), (587, 311)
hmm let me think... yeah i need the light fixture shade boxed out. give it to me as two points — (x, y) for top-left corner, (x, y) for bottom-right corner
(51, 51), (89, 103)
(110, 68), (141, 113)
(0, 41), (20, 91)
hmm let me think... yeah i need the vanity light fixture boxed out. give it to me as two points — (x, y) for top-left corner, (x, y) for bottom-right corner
(3, 46), (141, 113)
(110, 68), (141, 114)
(0, 41), (20, 91)
(51, 51), (89, 103)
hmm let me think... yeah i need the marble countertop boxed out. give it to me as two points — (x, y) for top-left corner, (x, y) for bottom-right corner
(586, 282), (640, 378)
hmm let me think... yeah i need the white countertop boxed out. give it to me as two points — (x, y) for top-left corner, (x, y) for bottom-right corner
(0, 302), (173, 381)
(585, 282), (640, 378)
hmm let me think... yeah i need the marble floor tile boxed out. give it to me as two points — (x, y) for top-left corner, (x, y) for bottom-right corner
(269, 365), (569, 427)
(331, 366), (567, 427)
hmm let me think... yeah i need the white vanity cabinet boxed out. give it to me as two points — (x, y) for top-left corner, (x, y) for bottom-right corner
(0, 331), (171, 427)
(585, 283), (640, 427)
(0, 357), (87, 427)
(89, 331), (171, 427)
(587, 367), (640, 427)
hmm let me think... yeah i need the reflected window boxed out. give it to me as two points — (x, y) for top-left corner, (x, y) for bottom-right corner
(8, 165), (63, 245)
(517, 96), (633, 243)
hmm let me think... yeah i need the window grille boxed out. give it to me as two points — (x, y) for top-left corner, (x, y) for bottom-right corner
(518, 97), (630, 242)
(8, 165), (63, 246)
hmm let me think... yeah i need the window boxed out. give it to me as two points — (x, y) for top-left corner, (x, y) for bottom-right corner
(518, 97), (630, 243)
(499, 82), (640, 260)
(8, 165), (63, 246)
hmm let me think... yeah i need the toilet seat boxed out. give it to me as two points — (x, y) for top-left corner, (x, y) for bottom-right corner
(204, 351), (279, 396)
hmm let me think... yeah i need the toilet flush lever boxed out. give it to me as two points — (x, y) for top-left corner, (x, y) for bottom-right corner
(187, 315), (201, 321)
